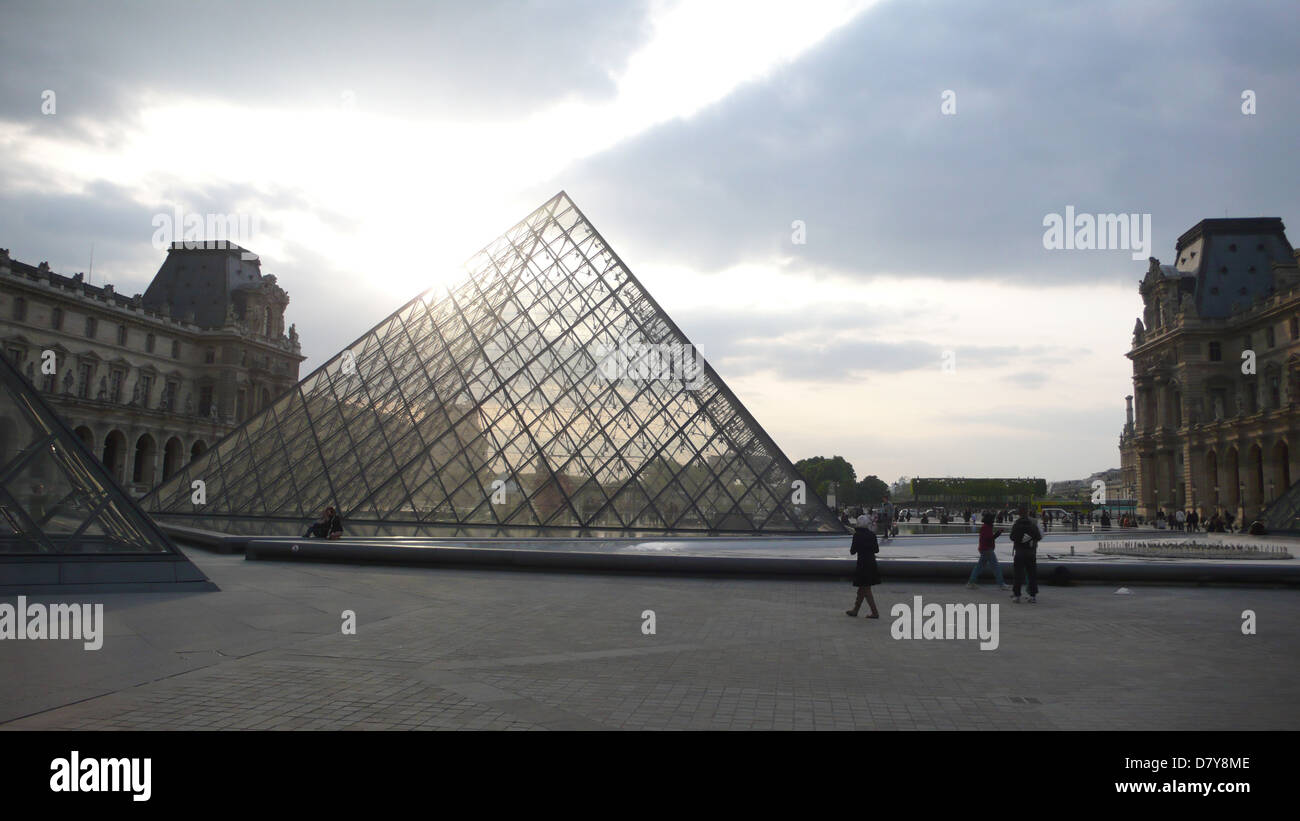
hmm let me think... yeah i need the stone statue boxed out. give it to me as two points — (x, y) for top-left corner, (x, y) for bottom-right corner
(96, 377), (107, 400)
(1132, 318), (1145, 345)
(131, 380), (141, 403)
(1180, 292), (1195, 315)
(62, 371), (73, 394)
(289, 324), (299, 345)
(25, 362), (34, 382)
(184, 393), (193, 414)
(1213, 393), (1225, 420)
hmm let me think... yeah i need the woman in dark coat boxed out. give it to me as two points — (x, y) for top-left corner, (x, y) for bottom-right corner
(846, 516), (881, 618)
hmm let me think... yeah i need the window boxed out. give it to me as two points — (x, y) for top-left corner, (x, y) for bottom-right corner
(205, 348), (216, 364)
(237, 388), (247, 421)
(42, 371), (55, 392)
(146, 333), (156, 353)
(51, 307), (63, 330)
(198, 385), (214, 416)
(1209, 341), (1222, 362)
(118, 325), (127, 345)
(1270, 376), (1281, 409)
(5, 346), (23, 366)
(1292, 317), (1299, 340)
(1242, 335), (1252, 353)
(171, 340), (180, 359)
(85, 316), (97, 338)
(12, 297), (26, 321)
(1267, 326), (1276, 348)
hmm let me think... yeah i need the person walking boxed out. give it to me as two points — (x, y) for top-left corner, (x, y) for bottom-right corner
(879, 495), (895, 542)
(846, 514), (881, 618)
(1009, 505), (1043, 604)
(966, 512), (1010, 590)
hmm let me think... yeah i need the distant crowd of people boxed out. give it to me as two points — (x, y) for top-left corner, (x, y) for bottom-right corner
(838, 504), (1265, 534)
(1147, 506), (1266, 535)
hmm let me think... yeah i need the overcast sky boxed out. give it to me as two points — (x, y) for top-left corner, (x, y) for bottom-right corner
(3, 0), (1298, 484)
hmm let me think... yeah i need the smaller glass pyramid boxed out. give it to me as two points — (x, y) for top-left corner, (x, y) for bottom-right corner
(0, 352), (182, 555)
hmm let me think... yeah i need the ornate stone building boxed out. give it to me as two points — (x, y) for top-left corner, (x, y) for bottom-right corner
(0, 242), (304, 497)
(1119, 217), (1300, 522)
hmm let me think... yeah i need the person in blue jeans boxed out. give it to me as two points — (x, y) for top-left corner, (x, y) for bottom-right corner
(966, 511), (1010, 589)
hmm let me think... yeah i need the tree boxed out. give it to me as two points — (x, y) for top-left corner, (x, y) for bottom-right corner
(856, 474), (890, 506)
(793, 456), (857, 505)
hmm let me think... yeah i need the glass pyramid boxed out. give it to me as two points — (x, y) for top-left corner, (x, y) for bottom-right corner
(0, 350), (209, 580)
(1262, 478), (1300, 533)
(144, 192), (839, 536)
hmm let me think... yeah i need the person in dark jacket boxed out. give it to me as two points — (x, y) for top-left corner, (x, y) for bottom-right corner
(304, 506), (343, 539)
(966, 512), (1009, 589)
(846, 517), (881, 618)
(1008, 505), (1043, 603)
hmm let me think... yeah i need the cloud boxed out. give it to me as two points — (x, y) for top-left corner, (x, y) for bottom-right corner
(0, 0), (654, 133)
(543, 0), (1300, 286)
(666, 302), (1060, 381)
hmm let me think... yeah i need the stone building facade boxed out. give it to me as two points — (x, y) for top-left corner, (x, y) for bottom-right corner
(1119, 217), (1300, 522)
(0, 242), (304, 497)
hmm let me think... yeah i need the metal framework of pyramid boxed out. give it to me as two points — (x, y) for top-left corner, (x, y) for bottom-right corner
(1263, 478), (1300, 533)
(0, 352), (214, 591)
(144, 192), (839, 536)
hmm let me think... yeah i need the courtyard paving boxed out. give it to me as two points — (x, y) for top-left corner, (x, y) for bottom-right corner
(2, 548), (1297, 730)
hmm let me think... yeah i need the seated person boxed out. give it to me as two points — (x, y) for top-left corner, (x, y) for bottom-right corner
(304, 506), (344, 539)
